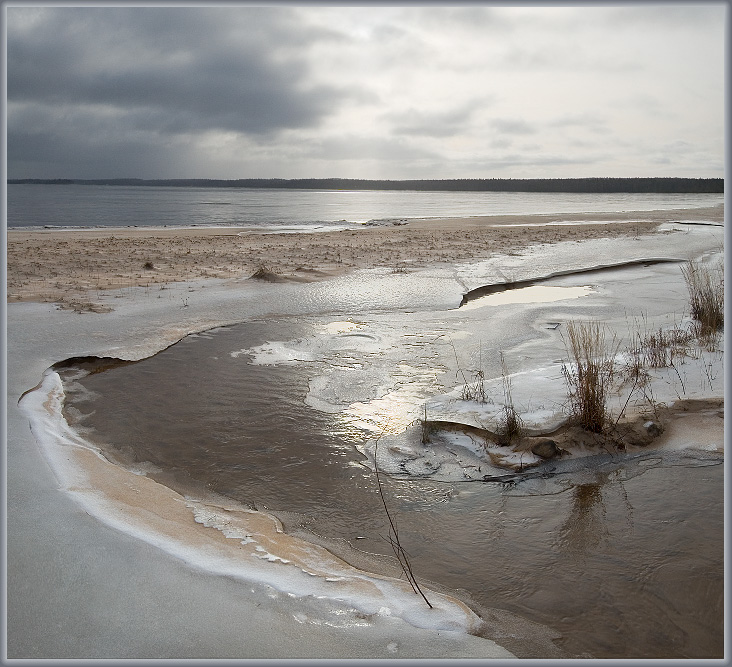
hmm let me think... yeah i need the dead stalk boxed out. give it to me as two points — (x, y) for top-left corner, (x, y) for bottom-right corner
(373, 430), (432, 609)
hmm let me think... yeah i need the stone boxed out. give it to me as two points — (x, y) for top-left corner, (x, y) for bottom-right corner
(644, 421), (662, 437)
(531, 439), (558, 459)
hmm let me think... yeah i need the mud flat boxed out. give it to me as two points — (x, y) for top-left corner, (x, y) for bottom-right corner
(6, 207), (724, 659)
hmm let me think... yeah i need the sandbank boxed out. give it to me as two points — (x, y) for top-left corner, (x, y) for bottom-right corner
(8, 205), (722, 305)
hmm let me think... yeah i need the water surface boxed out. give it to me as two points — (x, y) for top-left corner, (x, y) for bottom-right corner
(61, 318), (723, 659)
(8, 184), (723, 230)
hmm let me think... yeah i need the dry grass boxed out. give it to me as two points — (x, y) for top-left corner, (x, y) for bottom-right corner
(460, 368), (487, 403)
(681, 258), (724, 340)
(496, 353), (523, 444)
(562, 320), (619, 433)
(373, 430), (432, 609)
(419, 405), (433, 445)
(249, 264), (283, 282)
(627, 324), (695, 371)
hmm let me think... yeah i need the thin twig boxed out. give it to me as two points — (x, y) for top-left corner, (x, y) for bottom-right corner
(373, 428), (433, 609)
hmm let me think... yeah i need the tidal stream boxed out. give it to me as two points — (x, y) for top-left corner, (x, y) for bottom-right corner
(59, 317), (723, 659)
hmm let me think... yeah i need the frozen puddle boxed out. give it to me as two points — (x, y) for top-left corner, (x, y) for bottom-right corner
(460, 284), (594, 309)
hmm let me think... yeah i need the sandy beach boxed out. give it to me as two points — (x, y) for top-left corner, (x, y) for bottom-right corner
(6, 205), (724, 660)
(8, 207), (711, 306)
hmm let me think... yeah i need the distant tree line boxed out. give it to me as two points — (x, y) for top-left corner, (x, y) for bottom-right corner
(8, 177), (724, 193)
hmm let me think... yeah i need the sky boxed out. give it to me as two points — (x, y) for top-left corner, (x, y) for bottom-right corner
(5, 3), (727, 180)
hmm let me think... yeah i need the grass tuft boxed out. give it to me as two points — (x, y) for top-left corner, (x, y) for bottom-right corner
(681, 259), (724, 340)
(250, 264), (282, 282)
(562, 320), (618, 433)
(496, 353), (523, 444)
(628, 325), (695, 370)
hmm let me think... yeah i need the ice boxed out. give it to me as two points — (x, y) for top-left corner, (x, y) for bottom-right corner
(13, 219), (723, 652)
(460, 285), (595, 310)
(19, 370), (488, 638)
(425, 365), (569, 435)
(322, 320), (361, 334)
(232, 341), (316, 365)
(369, 335), (723, 483)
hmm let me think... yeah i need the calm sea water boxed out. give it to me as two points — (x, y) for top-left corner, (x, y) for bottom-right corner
(6, 183), (724, 230)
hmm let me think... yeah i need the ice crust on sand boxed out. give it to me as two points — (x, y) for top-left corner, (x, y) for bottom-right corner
(367, 335), (724, 484)
(19, 371), (499, 641)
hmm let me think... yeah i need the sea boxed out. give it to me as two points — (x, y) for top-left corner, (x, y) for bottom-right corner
(6, 183), (724, 230)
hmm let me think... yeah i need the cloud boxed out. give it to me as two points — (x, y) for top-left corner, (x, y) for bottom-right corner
(384, 101), (492, 138)
(5, 4), (724, 179)
(547, 113), (611, 135)
(301, 135), (441, 163)
(491, 118), (536, 135)
(8, 7), (348, 138)
(601, 4), (724, 28)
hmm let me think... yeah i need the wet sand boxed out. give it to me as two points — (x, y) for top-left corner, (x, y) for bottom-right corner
(9, 205), (723, 305)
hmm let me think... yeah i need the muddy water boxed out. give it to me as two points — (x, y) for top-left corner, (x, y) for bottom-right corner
(61, 319), (723, 659)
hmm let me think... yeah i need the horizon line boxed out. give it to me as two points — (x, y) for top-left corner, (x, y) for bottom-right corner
(9, 176), (723, 182)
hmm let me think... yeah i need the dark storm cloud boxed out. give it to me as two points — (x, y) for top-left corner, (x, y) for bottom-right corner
(7, 6), (348, 167)
(7, 123), (184, 179)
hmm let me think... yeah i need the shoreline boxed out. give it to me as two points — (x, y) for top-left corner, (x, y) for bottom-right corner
(7, 205), (723, 305)
(9, 207), (724, 656)
(19, 371), (502, 642)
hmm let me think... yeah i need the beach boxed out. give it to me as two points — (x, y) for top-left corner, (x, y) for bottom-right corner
(6, 205), (724, 659)
(8, 208), (704, 305)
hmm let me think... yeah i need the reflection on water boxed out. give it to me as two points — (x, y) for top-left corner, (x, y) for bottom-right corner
(555, 472), (637, 579)
(342, 364), (443, 435)
(60, 318), (723, 659)
(558, 480), (610, 556)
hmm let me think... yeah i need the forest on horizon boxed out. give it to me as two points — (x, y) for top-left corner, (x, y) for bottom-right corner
(8, 177), (723, 193)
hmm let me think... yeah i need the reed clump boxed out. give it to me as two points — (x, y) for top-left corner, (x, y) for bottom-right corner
(681, 258), (724, 340)
(562, 320), (618, 433)
(496, 353), (523, 444)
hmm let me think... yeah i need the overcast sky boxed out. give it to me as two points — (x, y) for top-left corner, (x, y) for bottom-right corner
(6, 3), (726, 180)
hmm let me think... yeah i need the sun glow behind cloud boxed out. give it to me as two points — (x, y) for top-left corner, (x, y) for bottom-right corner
(5, 3), (725, 179)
